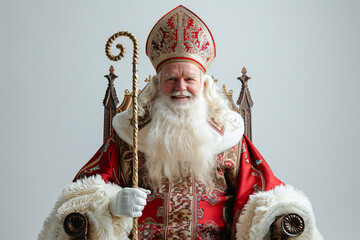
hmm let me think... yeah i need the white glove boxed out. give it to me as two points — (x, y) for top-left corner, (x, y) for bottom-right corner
(110, 187), (151, 218)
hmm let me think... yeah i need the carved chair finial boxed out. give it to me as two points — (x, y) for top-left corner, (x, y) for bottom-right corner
(104, 67), (119, 107)
(144, 75), (152, 83)
(222, 84), (233, 96)
(241, 66), (247, 74)
(238, 67), (251, 87)
(103, 66), (120, 141)
(211, 75), (218, 83)
(236, 67), (253, 141)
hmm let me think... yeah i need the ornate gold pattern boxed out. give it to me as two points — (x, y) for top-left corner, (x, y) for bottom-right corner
(117, 138), (239, 239)
(146, 6), (216, 73)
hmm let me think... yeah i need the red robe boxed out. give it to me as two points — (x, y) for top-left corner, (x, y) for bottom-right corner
(73, 133), (283, 239)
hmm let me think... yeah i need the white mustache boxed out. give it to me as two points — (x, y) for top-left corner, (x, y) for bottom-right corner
(169, 91), (193, 97)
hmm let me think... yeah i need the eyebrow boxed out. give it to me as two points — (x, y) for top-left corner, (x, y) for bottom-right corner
(164, 73), (176, 77)
(187, 73), (198, 78)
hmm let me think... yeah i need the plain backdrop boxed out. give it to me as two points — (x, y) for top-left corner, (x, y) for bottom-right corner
(1, 0), (359, 239)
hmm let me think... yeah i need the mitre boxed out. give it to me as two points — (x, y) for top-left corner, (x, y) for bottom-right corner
(146, 5), (216, 73)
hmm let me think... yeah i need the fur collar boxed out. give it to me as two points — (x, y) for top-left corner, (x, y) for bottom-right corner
(112, 109), (244, 155)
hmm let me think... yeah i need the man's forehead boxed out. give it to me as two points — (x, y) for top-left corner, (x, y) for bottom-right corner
(164, 72), (198, 77)
(161, 62), (201, 77)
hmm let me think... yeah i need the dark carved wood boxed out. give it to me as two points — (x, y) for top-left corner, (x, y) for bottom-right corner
(236, 67), (254, 141)
(63, 212), (88, 240)
(271, 213), (305, 239)
(103, 65), (119, 142)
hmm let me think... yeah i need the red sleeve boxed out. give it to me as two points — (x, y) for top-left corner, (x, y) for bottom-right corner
(234, 135), (284, 215)
(73, 132), (121, 185)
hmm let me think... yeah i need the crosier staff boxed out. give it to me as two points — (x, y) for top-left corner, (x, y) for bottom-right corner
(105, 31), (140, 240)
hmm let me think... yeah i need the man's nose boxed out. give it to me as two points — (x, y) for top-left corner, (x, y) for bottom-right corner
(175, 79), (186, 91)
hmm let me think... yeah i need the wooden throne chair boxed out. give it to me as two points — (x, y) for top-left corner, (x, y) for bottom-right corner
(63, 66), (305, 240)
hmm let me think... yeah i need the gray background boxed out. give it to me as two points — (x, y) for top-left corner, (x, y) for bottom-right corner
(1, 0), (359, 239)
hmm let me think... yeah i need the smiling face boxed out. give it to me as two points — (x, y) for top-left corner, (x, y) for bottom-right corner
(160, 62), (202, 104)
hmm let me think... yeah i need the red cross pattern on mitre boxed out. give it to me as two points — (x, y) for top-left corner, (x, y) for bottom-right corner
(146, 5), (216, 73)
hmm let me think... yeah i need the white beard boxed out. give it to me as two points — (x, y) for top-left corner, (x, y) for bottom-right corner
(144, 90), (216, 188)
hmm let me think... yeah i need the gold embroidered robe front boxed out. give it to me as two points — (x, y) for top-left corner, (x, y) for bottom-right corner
(117, 137), (239, 239)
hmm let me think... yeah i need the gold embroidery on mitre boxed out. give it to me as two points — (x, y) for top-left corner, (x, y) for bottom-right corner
(146, 5), (216, 73)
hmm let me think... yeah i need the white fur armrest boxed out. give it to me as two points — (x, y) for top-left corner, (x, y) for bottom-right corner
(236, 185), (323, 240)
(38, 175), (133, 240)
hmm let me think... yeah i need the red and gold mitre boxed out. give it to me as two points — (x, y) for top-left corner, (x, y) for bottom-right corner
(146, 5), (216, 73)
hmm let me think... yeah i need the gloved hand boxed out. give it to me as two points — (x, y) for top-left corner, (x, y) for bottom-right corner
(110, 187), (151, 218)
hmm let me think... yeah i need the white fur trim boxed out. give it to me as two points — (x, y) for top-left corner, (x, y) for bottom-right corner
(38, 175), (132, 240)
(112, 109), (244, 155)
(236, 185), (323, 240)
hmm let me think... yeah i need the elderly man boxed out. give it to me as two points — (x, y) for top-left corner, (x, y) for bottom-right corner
(39, 5), (322, 240)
